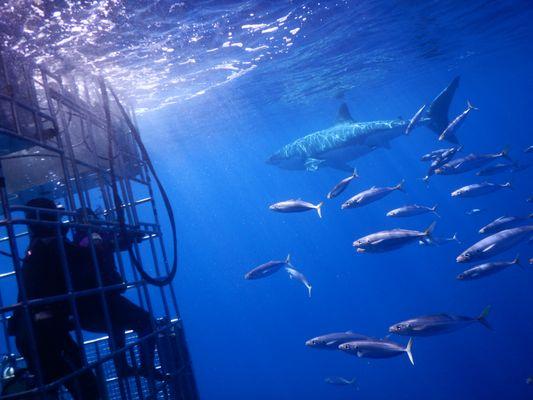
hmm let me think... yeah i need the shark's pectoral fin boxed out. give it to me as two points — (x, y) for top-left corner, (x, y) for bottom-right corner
(305, 158), (325, 171)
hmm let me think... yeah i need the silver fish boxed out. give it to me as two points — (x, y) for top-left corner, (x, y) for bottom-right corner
(405, 104), (426, 135)
(324, 377), (357, 386)
(353, 222), (436, 253)
(457, 225), (533, 263)
(439, 100), (478, 141)
(451, 182), (511, 198)
(423, 145), (462, 182)
(327, 169), (358, 199)
(269, 199), (323, 218)
(342, 180), (404, 210)
(389, 307), (491, 336)
(339, 338), (414, 365)
(524, 145), (533, 153)
(305, 331), (372, 350)
(245, 254), (292, 280)
(479, 215), (532, 234)
(421, 148), (452, 162)
(457, 257), (520, 280)
(387, 204), (439, 218)
(466, 208), (485, 215)
(435, 148), (509, 175)
(285, 266), (312, 298)
(476, 162), (529, 176)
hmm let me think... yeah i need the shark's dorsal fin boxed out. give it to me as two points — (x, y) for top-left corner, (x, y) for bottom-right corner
(336, 103), (354, 124)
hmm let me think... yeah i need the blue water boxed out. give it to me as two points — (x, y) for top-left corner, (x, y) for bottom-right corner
(4, 0), (533, 399)
(138, 57), (533, 399)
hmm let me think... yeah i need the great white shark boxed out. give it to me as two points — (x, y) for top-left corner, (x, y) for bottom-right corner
(267, 77), (460, 172)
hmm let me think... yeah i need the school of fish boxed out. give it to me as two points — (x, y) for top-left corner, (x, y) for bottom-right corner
(244, 77), (532, 391)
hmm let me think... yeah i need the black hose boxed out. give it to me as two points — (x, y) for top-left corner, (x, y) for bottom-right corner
(105, 85), (178, 287)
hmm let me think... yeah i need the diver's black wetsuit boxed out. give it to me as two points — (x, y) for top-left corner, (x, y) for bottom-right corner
(73, 228), (157, 377)
(14, 236), (101, 399)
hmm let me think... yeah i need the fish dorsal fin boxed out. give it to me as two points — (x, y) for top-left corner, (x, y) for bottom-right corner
(336, 103), (354, 124)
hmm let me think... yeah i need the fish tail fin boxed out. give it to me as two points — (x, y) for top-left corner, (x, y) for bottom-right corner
(477, 306), (492, 330)
(405, 338), (414, 366)
(431, 204), (440, 218)
(285, 254), (292, 266)
(352, 168), (359, 178)
(500, 146), (511, 160)
(513, 254), (522, 268)
(452, 232), (461, 244)
(424, 221), (437, 237)
(502, 181), (512, 189)
(467, 100), (479, 111)
(395, 179), (406, 192)
(316, 202), (323, 218)
(426, 76), (460, 142)
(306, 284), (312, 298)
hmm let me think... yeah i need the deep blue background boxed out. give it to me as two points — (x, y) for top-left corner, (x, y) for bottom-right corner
(0, 1), (531, 399)
(140, 47), (533, 399)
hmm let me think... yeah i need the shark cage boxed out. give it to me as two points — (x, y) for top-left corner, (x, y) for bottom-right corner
(0, 46), (199, 399)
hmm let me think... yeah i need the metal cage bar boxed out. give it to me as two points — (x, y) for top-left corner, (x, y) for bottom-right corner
(0, 47), (199, 400)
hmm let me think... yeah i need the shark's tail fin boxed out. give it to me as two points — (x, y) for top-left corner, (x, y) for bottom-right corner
(405, 338), (414, 366)
(477, 306), (492, 330)
(431, 205), (440, 218)
(426, 76), (460, 143)
(352, 168), (359, 178)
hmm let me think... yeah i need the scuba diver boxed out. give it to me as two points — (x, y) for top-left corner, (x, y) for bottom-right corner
(12, 197), (101, 399)
(73, 207), (166, 380)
